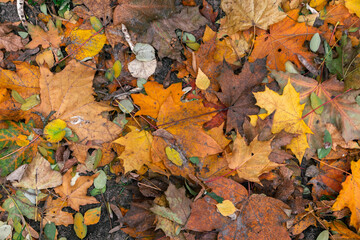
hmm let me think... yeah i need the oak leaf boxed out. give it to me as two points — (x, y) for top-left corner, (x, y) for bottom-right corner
(332, 160), (360, 230)
(227, 133), (280, 183)
(131, 82), (183, 119)
(113, 126), (153, 173)
(249, 9), (318, 71)
(272, 71), (360, 151)
(54, 169), (99, 211)
(220, 0), (286, 34)
(26, 21), (61, 49)
(36, 60), (122, 143)
(253, 79), (313, 162)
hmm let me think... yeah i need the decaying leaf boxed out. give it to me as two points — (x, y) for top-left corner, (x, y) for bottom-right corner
(216, 59), (268, 133)
(12, 152), (62, 189)
(220, 0), (286, 34)
(26, 21), (61, 49)
(272, 71), (360, 151)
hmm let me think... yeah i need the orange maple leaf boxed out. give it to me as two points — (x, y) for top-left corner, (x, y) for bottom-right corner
(131, 82), (183, 119)
(54, 169), (99, 211)
(249, 9), (318, 71)
(333, 160), (360, 231)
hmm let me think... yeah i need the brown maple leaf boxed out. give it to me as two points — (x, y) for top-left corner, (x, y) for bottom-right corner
(216, 59), (267, 133)
(249, 9), (318, 71)
(36, 60), (122, 143)
(54, 169), (99, 211)
(186, 178), (291, 239)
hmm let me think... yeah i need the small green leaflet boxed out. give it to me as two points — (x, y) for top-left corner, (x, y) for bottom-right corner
(317, 130), (332, 159)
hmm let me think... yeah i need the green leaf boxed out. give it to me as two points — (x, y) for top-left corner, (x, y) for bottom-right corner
(317, 130), (332, 159)
(118, 99), (134, 113)
(205, 191), (224, 203)
(189, 157), (199, 165)
(94, 170), (107, 189)
(310, 92), (324, 114)
(44, 222), (56, 240)
(93, 149), (102, 169)
(133, 43), (155, 61)
(20, 94), (40, 110)
(316, 230), (329, 240)
(90, 185), (106, 196)
(310, 33), (321, 52)
(324, 40), (343, 78)
(40, 3), (48, 15)
(0, 120), (39, 176)
(2, 191), (37, 222)
(90, 16), (104, 33)
(11, 90), (26, 104)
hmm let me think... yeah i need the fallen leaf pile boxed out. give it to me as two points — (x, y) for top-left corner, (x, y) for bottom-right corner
(0, 0), (360, 239)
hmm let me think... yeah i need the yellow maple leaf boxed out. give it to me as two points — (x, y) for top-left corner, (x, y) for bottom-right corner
(113, 126), (153, 173)
(333, 160), (360, 231)
(253, 80), (312, 162)
(54, 169), (99, 211)
(220, 0), (286, 34)
(131, 82), (183, 119)
(345, 0), (360, 17)
(226, 133), (280, 183)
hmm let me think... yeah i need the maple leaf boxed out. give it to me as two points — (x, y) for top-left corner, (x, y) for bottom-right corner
(220, 0), (286, 34)
(227, 133), (280, 183)
(253, 79), (313, 162)
(157, 95), (223, 158)
(216, 59), (268, 133)
(26, 21), (61, 49)
(249, 9), (318, 71)
(43, 197), (74, 226)
(0, 120), (40, 176)
(186, 178), (291, 239)
(272, 71), (360, 151)
(12, 152), (62, 189)
(131, 82), (183, 119)
(333, 160), (360, 231)
(309, 158), (350, 200)
(36, 60), (122, 143)
(54, 169), (99, 211)
(0, 62), (40, 121)
(0, 23), (24, 51)
(113, 126), (153, 173)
